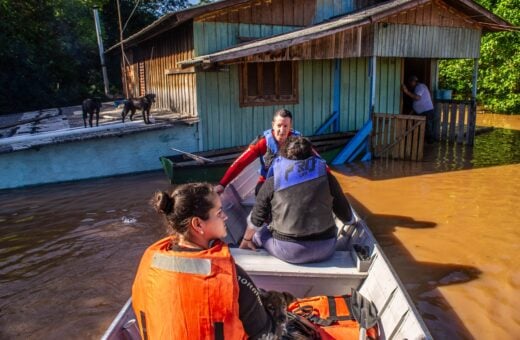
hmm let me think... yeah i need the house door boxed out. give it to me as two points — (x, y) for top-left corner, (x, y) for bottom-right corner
(402, 58), (432, 115)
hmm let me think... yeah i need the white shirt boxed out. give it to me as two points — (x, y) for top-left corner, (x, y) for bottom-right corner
(412, 83), (434, 114)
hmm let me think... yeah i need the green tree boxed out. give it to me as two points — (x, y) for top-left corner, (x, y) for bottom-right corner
(0, 0), (190, 115)
(439, 0), (520, 113)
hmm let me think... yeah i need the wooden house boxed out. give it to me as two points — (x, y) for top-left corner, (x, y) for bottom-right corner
(107, 0), (511, 160)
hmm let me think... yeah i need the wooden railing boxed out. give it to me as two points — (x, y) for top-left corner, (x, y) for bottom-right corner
(434, 99), (477, 145)
(372, 114), (426, 161)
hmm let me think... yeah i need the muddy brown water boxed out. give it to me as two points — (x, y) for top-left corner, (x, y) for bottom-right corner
(0, 113), (518, 339)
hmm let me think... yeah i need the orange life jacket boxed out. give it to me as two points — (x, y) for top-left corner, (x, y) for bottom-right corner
(132, 237), (246, 340)
(288, 295), (378, 339)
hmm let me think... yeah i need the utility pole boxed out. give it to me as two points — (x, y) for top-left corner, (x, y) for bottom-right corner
(92, 6), (110, 96)
(116, 0), (129, 98)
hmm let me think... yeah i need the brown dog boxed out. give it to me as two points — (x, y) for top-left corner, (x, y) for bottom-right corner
(121, 93), (156, 124)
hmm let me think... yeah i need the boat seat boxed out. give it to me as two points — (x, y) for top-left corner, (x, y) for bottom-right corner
(230, 248), (367, 279)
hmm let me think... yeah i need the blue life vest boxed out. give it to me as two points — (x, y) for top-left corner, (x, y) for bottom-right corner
(259, 129), (301, 178)
(272, 156), (327, 191)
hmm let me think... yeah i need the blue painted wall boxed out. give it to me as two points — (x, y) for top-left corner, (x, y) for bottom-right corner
(0, 125), (198, 190)
(193, 22), (300, 56)
(375, 57), (402, 115)
(313, 0), (360, 23)
(196, 57), (386, 151)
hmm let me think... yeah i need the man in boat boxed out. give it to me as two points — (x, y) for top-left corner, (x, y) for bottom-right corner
(239, 136), (355, 263)
(214, 108), (301, 196)
(132, 183), (277, 339)
(401, 75), (435, 143)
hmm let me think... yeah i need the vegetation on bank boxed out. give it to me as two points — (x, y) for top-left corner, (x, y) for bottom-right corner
(439, 0), (519, 113)
(0, 0), (518, 115)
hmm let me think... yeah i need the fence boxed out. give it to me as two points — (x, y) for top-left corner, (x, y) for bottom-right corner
(434, 99), (477, 145)
(372, 114), (426, 161)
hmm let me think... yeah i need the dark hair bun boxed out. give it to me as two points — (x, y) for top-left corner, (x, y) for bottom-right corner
(155, 191), (174, 215)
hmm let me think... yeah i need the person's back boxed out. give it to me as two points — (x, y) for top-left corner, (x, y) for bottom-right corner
(241, 136), (355, 264)
(270, 155), (335, 239)
(412, 82), (434, 114)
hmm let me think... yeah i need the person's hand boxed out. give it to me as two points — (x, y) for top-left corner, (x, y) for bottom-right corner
(401, 83), (407, 92)
(239, 238), (257, 250)
(214, 184), (225, 195)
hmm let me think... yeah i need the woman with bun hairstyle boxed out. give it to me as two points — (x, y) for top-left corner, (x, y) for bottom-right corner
(132, 183), (274, 339)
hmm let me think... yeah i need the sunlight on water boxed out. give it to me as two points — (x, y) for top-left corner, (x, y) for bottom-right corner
(334, 114), (520, 339)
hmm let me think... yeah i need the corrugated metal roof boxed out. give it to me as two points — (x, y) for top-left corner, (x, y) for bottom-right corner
(177, 0), (514, 66)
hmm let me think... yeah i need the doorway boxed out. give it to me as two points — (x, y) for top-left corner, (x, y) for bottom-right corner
(402, 58), (432, 115)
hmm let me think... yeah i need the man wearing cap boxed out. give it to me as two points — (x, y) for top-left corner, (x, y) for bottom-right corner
(401, 75), (435, 143)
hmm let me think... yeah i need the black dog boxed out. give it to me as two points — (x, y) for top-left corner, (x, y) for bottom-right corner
(260, 290), (296, 338)
(121, 93), (156, 124)
(82, 98), (102, 128)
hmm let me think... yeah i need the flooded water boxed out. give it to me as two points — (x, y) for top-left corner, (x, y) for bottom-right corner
(334, 113), (520, 339)
(0, 174), (170, 339)
(0, 113), (518, 339)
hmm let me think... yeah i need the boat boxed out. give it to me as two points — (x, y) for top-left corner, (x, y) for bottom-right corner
(102, 159), (432, 340)
(159, 132), (353, 184)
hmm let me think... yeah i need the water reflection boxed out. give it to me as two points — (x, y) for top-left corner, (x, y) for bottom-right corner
(339, 128), (520, 180)
(0, 115), (518, 339)
(334, 121), (520, 339)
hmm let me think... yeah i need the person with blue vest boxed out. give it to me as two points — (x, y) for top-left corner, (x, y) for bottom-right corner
(239, 136), (355, 263)
(215, 109), (301, 196)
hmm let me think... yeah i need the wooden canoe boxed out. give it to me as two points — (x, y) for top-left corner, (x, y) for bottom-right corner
(159, 132), (353, 184)
(102, 159), (432, 340)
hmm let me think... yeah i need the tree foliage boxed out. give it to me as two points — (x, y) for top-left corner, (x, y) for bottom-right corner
(0, 0), (190, 115)
(439, 0), (520, 113)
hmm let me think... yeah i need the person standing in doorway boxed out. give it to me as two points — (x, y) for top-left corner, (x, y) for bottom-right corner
(401, 75), (435, 143)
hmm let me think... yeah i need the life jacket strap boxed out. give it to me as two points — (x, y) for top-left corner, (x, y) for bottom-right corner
(294, 295), (355, 327)
(140, 311), (149, 340)
(214, 322), (224, 340)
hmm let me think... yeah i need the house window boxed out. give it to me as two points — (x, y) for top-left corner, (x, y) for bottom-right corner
(240, 61), (298, 107)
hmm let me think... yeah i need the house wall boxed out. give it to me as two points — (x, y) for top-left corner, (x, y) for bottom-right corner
(375, 57), (402, 115)
(193, 22), (300, 56)
(195, 0), (316, 26)
(196, 56), (400, 150)
(374, 23), (481, 58)
(125, 22), (197, 115)
(314, 0), (382, 23)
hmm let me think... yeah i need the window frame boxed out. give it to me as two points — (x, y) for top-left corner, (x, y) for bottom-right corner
(239, 61), (298, 107)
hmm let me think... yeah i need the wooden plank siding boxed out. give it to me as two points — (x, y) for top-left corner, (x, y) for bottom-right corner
(378, 0), (480, 29)
(196, 56), (380, 150)
(232, 25), (374, 63)
(197, 61), (331, 150)
(375, 57), (401, 115)
(196, 55), (403, 150)
(373, 0), (482, 58)
(124, 22), (197, 115)
(196, 0), (315, 26)
(193, 22), (301, 56)
(314, 0), (384, 23)
(373, 23), (481, 58)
